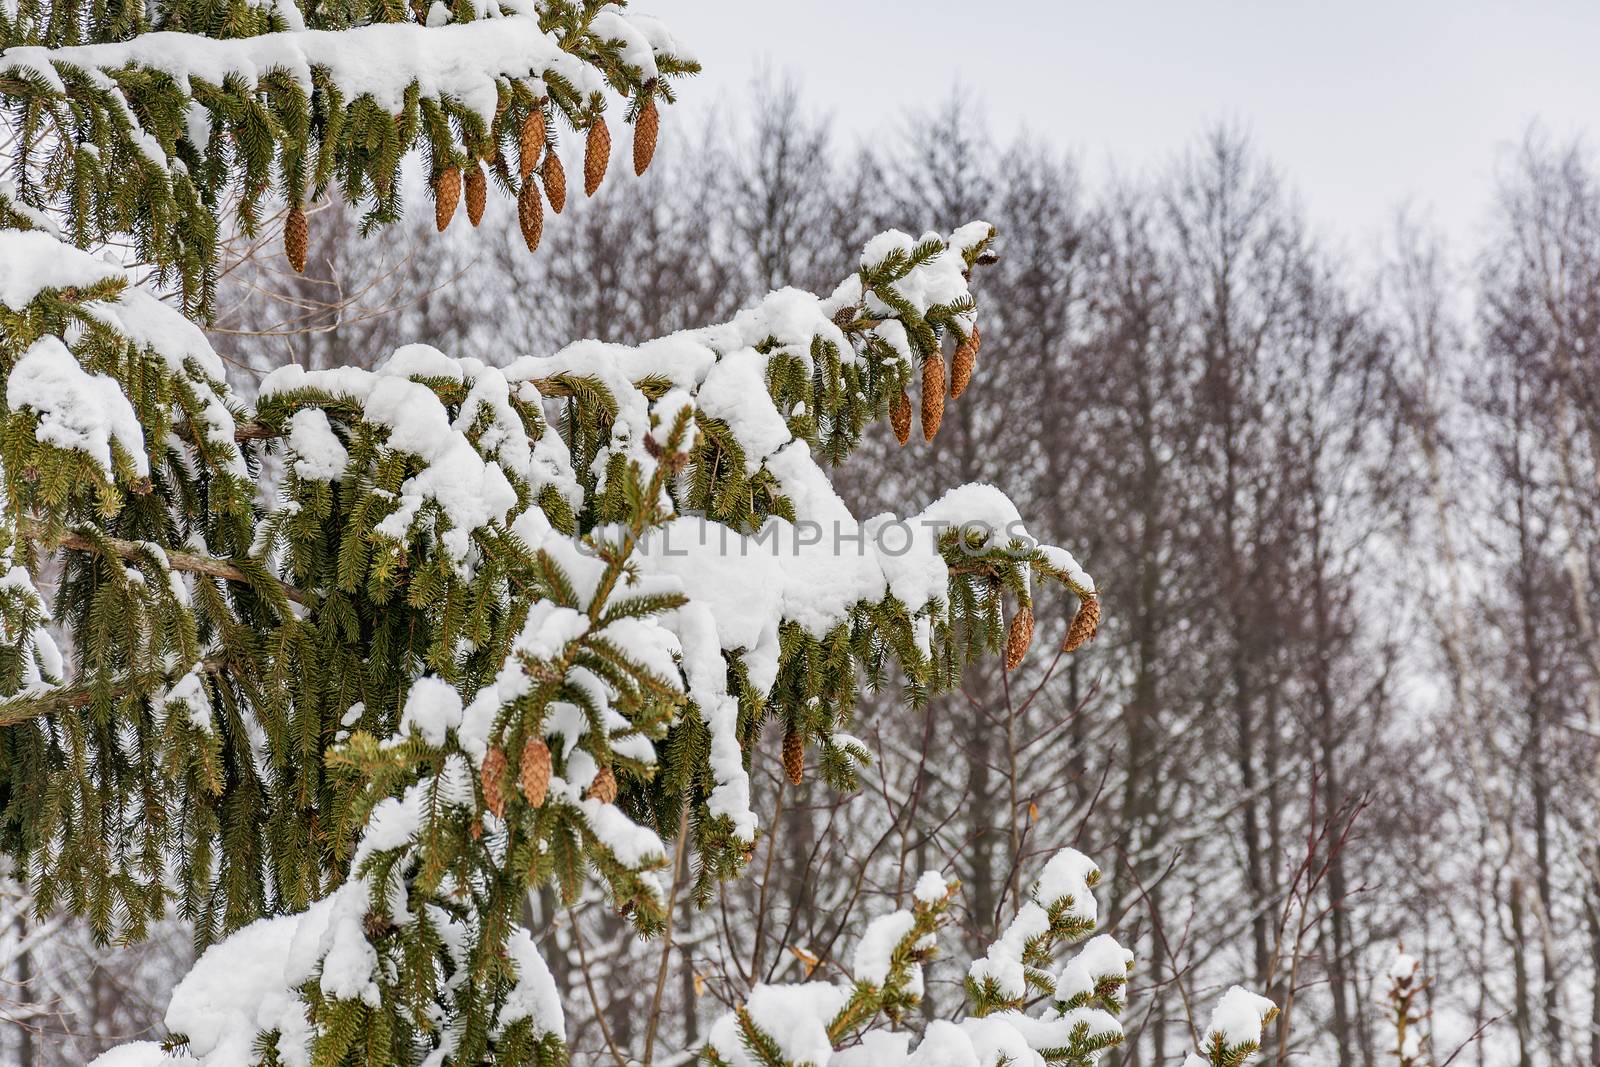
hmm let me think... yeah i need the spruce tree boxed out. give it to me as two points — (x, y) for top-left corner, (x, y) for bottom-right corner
(0, 1), (1273, 1064)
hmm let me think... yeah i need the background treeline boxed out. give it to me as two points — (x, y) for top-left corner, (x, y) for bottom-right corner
(5, 80), (1599, 1067)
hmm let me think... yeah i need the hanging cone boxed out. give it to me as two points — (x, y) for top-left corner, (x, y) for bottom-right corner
(634, 95), (659, 176)
(1062, 594), (1101, 653)
(518, 177), (544, 254)
(542, 149), (567, 214)
(587, 765), (618, 804)
(519, 738), (551, 808)
(782, 728), (804, 786)
(434, 166), (461, 232)
(519, 108), (546, 180)
(481, 746), (508, 818)
(465, 163), (487, 227)
(584, 117), (610, 196)
(922, 353), (946, 441)
(890, 387), (913, 446)
(951, 325), (979, 398)
(1004, 603), (1034, 671)
(284, 205), (308, 273)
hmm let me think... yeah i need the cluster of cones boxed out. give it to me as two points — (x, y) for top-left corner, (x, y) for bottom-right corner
(883, 317), (1103, 672)
(478, 735), (622, 821)
(1003, 593), (1101, 672)
(890, 324), (981, 445)
(283, 91), (660, 272)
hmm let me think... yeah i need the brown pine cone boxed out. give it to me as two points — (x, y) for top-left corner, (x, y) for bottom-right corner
(519, 108), (546, 180)
(587, 765), (618, 804)
(634, 95), (659, 176)
(1004, 603), (1035, 671)
(951, 326), (978, 398)
(284, 205), (308, 273)
(434, 166), (461, 232)
(1062, 594), (1101, 653)
(782, 728), (804, 786)
(584, 117), (610, 196)
(465, 163), (487, 227)
(481, 746), (508, 818)
(922, 354), (946, 441)
(518, 176), (544, 254)
(543, 149), (567, 214)
(890, 387), (913, 446)
(519, 738), (551, 808)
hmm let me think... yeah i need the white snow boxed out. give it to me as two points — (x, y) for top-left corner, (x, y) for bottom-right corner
(948, 220), (995, 258)
(908, 1020), (980, 1067)
(353, 784), (426, 867)
(580, 796), (666, 870)
(91, 283), (230, 384)
(834, 1031), (913, 1067)
(316, 881), (382, 1007)
(1032, 849), (1099, 922)
(0, 229), (120, 309)
(959, 1017), (1043, 1067)
(1, 10), (684, 127)
(1, 557), (62, 696)
(0, 229), (231, 384)
(713, 983), (850, 1067)
(500, 927), (564, 1037)
(514, 601), (590, 661)
(1206, 986), (1277, 1049)
(8, 334), (149, 478)
(399, 675), (464, 747)
(853, 910), (916, 986)
(286, 408), (347, 481)
(162, 664), (213, 733)
(87, 1044), (180, 1067)
(589, 7), (661, 81)
(913, 870), (948, 905)
(1388, 947), (1419, 981)
(161, 891), (345, 1066)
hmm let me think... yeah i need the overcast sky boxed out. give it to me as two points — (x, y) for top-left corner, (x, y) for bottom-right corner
(663, 1), (1600, 251)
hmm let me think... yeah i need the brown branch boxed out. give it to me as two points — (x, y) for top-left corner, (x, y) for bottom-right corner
(20, 520), (308, 606)
(0, 655), (229, 727)
(171, 416), (277, 443)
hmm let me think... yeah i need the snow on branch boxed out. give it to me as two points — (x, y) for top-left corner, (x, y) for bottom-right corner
(1183, 987), (1280, 1067)
(0, 1), (698, 314)
(699, 850), (1189, 1067)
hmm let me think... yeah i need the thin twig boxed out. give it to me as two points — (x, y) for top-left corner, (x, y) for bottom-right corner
(569, 910), (630, 1067)
(642, 805), (691, 1066)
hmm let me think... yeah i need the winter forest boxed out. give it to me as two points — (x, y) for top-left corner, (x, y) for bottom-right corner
(1, 2), (1598, 1066)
